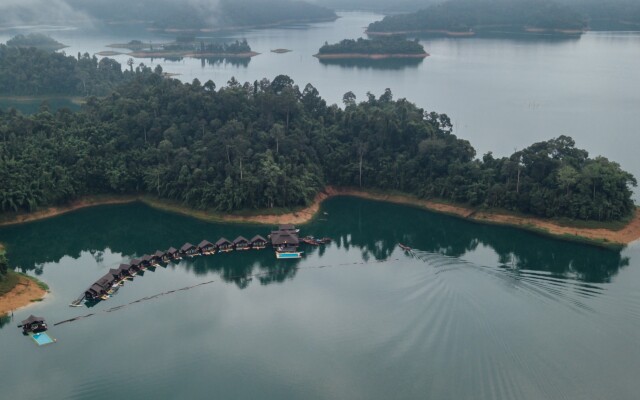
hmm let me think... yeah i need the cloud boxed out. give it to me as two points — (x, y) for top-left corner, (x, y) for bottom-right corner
(0, 0), (95, 28)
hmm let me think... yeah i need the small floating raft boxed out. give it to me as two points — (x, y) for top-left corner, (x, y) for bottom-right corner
(31, 332), (56, 346)
(398, 243), (412, 252)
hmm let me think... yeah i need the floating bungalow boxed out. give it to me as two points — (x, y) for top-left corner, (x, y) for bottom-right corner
(84, 272), (116, 300)
(166, 247), (179, 261)
(180, 243), (198, 257)
(20, 315), (47, 334)
(130, 258), (142, 272)
(250, 235), (268, 250)
(108, 268), (125, 282)
(85, 283), (107, 300)
(271, 230), (300, 247)
(216, 238), (233, 252)
(140, 255), (152, 269)
(233, 236), (250, 250)
(197, 240), (215, 255)
(118, 263), (133, 276)
(271, 226), (303, 259)
(152, 251), (165, 266)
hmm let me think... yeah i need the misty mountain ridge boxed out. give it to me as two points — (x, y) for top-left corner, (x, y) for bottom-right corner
(0, 0), (337, 31)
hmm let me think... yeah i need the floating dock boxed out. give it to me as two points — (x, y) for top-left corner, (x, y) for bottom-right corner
(78, 225), (325, 304)
(30, 332), (55, 346)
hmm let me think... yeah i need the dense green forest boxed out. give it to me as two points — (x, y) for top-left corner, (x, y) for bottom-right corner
(0, 49), (635, 221)
(367, 0), (587, 34)
(318, 37), (426, 55)
(0, 45), (128, 96)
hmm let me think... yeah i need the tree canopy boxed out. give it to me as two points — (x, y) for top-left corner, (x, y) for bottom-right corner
(318, 37), (426, 55)
(0, 60), (635, 222)
(0, 44), (129, 96)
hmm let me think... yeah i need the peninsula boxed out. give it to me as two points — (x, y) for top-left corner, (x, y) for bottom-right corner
(366, 0), (587, 37)
(0, 246), (47, 316)
(314, 37), (428, 59)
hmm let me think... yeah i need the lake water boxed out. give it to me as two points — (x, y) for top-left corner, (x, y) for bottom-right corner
(2, 13), (640, 399)
(1, 197), (640, 399)
(1, 12), (639, 193)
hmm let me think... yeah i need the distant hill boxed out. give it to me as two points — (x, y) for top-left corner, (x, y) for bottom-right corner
(367, 0), (587, 36)
(68, 0), (337, 31)
(558, 0), (640, 30)
(0, 0), (336, 31)
(6, 34), (66, 51)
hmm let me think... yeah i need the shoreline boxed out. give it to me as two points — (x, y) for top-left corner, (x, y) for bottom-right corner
(314, 53), (429, 59)
(0, 272), (48, 317)
(0, 189), (638, 248)
(128, 51), (259, 58)
(366, 29), (476, 37)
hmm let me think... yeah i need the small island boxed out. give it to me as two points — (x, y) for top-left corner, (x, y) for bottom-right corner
(6, 33), (66, 51)
(367, 0), (587, 37)
(271, 49), (292, 54)
(314, 37), (429, 60)
(109, 38), (259, 59)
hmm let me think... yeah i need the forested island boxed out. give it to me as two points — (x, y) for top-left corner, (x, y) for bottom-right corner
(122, 39), (258, 59)
(5, 33), (66, 51)
(315, 37), (428, 59)
(367, 0), (587, 36)
(0, 49), (635, 226)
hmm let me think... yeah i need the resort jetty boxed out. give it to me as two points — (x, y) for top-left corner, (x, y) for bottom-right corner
(81, 225), (322, 303)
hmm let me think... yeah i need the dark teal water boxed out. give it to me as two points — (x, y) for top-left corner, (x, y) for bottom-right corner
(1, 197), (640, 399)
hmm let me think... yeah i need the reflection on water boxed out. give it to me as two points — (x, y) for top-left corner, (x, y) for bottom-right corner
(410, 30), (583, 44)
(0, 314), (11, 329)
(144, 56), (252, 68)
(318, 57), (424, 70)
(1, 198), (640, 400)
(200, 56), (251, 68)
(0, 197), (628, 287)
(313, 197), (629, 284)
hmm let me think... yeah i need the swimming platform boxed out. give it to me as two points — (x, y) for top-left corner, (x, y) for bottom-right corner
(30, 332), (55, 346)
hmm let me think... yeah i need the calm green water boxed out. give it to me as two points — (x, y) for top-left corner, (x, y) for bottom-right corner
(1, 197), (640, 399)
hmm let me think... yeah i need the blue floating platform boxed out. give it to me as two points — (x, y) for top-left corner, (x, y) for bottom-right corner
(30, 332), (55, 346)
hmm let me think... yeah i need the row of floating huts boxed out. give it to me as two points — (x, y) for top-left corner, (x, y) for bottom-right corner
(83, 225), (314, 302)
(84, 234), (270, 301)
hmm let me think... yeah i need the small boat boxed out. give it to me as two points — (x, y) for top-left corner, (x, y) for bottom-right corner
(302, 236), (320, 246)
(318, 237), (332, 244)
(398, 243), (412, 252)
